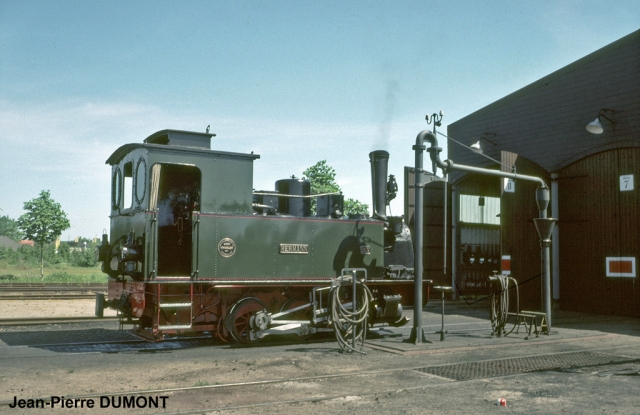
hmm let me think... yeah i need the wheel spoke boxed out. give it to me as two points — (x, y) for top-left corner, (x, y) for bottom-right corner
(226, 297), (267, 344)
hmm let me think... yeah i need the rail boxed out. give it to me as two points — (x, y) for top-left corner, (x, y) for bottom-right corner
(0, 283), (107, 292)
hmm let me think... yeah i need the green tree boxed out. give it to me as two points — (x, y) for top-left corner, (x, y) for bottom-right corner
(0, 215), (23, 241)
(303, 160), (340, 214)
(344, 198), (369, 216)
(302, 160), (369, 216)
(17, 190), (70, 279)
(303, 160), (341, 196)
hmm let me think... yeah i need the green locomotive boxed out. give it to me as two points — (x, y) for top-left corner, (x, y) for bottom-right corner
(97, 129), (419, 345)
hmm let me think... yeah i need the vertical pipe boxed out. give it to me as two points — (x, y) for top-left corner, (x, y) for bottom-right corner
(542, 241), (552, 331)
(190, 283), (194, 327)
(551, 174), (560, 301)
(443, 175), (447, 277)
(156, 283), (161, 333)
(352, 273), (357, 349)
(535, 215), (555, 334)
(440, 290), (445, 341)
(410, 142), (425, 344)
(451, 185), (457, 300)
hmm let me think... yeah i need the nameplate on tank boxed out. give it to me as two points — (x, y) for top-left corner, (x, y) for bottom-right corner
(279, 244), (309, 254)
(218, 238), (236, 257)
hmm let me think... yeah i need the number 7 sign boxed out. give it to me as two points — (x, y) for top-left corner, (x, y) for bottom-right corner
(620, 175), (634, 192)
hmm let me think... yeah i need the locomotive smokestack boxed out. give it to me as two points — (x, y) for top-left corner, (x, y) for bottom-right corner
(369, 150), (389, 222)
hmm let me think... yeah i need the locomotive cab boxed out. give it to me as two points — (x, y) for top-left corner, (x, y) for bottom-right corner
(100, 129), (259, 280)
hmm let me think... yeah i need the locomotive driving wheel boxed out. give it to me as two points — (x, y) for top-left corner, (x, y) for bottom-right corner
(225, 297), (267, 344)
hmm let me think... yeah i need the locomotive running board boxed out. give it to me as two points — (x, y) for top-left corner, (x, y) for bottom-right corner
(157, 324), (192, 330)
(158, 303), (192, 308)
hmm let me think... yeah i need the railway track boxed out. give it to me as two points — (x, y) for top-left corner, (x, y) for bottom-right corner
(0, 293), (98, 300)
(0, 282), (107, 292)
(0, 316), (119, 326)
(0, 282), (106, 300)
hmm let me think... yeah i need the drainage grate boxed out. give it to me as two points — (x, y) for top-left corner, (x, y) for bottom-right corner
(416, 351), (634, 381)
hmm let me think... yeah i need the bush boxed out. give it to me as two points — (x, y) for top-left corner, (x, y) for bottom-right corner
(0, 274), (17, 281)
(0, 243), (100, 267)
(47, 271), (107, 283)
(0, 241), (106, 282)
(70, 248), (98, 267)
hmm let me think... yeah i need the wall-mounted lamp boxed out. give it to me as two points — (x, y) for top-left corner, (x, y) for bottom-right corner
(586, 108), (616, 134)
(470, 133), (497, 154)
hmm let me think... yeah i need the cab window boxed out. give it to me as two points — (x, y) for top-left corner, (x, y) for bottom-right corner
(123, 162), (133, 210)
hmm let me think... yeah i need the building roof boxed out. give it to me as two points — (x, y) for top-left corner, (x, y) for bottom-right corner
(448, 29), (640, 176)
(0, 236), (19, 250)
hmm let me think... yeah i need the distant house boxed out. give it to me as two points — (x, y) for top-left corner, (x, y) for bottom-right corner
(0, 236), (20, 250)
(19, 240), (35, 247)
(59, 237), (89, 252)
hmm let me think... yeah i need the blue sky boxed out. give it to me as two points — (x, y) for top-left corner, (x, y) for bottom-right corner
(1, 1), (638, 239)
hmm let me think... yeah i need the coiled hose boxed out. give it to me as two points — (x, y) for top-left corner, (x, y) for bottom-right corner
(489, 274), (519, 337)
(329, 276), (373, 354)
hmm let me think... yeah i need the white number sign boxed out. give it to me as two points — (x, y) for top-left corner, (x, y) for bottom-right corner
(620, 175), (634, 192)
(503, 178), (515, 193)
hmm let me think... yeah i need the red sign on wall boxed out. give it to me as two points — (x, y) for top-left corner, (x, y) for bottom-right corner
(502, 255), (511, 275)
(606, 257), (636, 278)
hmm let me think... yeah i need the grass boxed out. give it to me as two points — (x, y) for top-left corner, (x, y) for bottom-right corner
(0, 263), (108, 283)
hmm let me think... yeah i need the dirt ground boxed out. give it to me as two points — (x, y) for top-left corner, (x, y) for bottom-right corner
(0, 299), (117, 319)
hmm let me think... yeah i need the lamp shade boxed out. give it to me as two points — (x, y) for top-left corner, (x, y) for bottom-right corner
(586, 117), (603, 134)
(470, 141), (483, 153)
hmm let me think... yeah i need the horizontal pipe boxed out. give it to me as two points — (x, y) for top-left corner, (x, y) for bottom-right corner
(252, 192), (341, 198)
(448, 162), (548, 189)
(416, 129), (548, 189)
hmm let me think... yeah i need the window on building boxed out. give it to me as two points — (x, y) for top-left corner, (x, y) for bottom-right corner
(459, 194), (500, 225)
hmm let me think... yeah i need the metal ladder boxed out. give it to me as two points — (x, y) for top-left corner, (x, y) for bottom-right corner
(156, 284), (193, 330)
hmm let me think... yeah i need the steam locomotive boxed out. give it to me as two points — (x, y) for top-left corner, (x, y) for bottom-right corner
(97, 129), (423, 344)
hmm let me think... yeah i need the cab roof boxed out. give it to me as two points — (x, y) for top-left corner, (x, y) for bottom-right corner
(105, 129), (260, 165)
